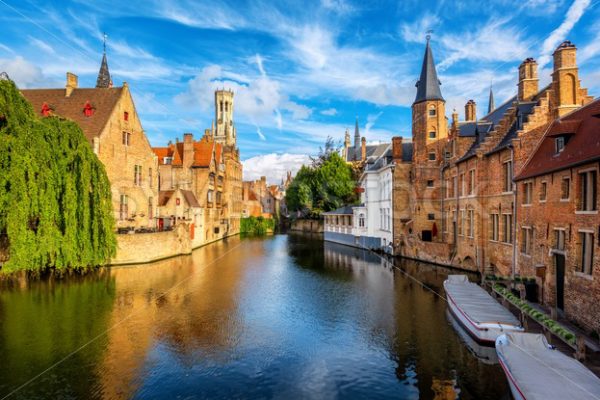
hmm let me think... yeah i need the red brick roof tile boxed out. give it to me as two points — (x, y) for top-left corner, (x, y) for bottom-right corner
(516, 99), (600, 180)
(20, 87), (123, 144)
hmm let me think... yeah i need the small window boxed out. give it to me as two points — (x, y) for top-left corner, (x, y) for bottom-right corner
(522, 181), (533, 205)
(119, 195), (128, 220)
(521, 227), (533, 255)
(122, 131), (131, 146)
(468, 170), (475, 195)
(503, 161), (513, 192)
(579, 170), (597, 211)
(561, 177), (570, 200)
(123, 111), (129, 121)
(427, 179), (434, 188)
(429, 106), (436, 116)
(540, 182), (547, 202)
(429, 131), (436, 139)
(41, 103), (52, 117)
(83, 101), (94, 117)
(148, 168), (153, 188)
(579, 231), (594, 274)
(467, 209), (474, 237)
(553, 229), (565, 251)
(148, 197), (153, 219)
(163, 157), (173, 165)
(490, 213), (499, 241)
(502, 214), (513, 243)
(427, 213), (435, 221)
(428, 152), (436, 161)
(555, 136), (565, 153)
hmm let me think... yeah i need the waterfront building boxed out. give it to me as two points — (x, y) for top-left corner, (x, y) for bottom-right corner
(393, 38), (596, 333)
(342, 117), (390, 166)
(241, 177), (280, 219)
(515, 98), (600, 333)
(20, 50), (158, 230)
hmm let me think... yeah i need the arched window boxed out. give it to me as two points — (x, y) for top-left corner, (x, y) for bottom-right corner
(220, 101), (223, 113)
(429, 105), (436, 116)
(359, 214), (365, 227)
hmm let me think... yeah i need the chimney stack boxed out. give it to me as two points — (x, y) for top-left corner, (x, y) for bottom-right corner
(361, 137), (367, 161)
(392, 136), (403, 161)
(552, 41), (582, 117)
(518, 58), (538, 102)
(451, 109), (459, 130)
(183, 133), (194, 167)
(65, 72), (78, 97)
(465, 100), (476, 122)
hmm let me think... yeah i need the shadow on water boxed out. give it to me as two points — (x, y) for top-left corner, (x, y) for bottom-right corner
(0, 234), (509, 399)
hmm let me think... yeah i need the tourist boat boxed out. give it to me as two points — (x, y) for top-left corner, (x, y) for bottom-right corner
(445, 309), (498, 365)
(496, 333), (600, 400)
(443, 275), (523, 344)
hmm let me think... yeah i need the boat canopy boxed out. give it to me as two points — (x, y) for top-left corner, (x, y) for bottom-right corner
(497, 333), (600, 399)
(445, 275), (520, 326)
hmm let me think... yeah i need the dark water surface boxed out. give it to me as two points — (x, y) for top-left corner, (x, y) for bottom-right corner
(0, 234), (509, 399)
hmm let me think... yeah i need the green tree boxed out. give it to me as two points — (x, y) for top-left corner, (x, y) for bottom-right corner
(285, 138), (357, 217)
(0, 79), (116, 274)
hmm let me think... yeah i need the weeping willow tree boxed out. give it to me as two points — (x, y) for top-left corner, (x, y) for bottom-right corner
(0, 79), (116, 274)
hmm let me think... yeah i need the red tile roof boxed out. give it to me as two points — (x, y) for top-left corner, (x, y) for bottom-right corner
(192, 137), (214, 167)
(20, 87), (123, 143)
(516, 99), (600, 180)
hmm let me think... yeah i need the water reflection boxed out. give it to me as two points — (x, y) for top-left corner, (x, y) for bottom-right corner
(0, 234), (509, 399)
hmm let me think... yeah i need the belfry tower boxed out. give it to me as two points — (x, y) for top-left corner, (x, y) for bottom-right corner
(214, 89), (236, 147)
(411, 35), (447, 240)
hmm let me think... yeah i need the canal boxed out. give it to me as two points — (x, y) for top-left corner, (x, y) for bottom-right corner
(0, 234), (509, 399)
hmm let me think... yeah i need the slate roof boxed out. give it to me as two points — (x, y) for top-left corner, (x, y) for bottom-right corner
(414, 38), (444, 104)
(516, 98), (600, 181)
(345, 142), (391, 162)
(486, 101), (538, 155)
(323, 205), (355, 215)
(20, 87), (123, 144)
(96, 52), (111, 88)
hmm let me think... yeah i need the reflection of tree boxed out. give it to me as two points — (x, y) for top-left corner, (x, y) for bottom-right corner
(0, 270), (116, 399)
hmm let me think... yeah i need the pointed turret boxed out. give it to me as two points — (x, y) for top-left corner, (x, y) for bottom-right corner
(353, 117), (361, 160)
(488, 83), (495, 114)
(96, 33), (111, 88)
(414, 36), (444, 104)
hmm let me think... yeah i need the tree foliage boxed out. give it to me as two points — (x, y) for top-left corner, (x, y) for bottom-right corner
(286, 137), (357, 217)
(0, 79), (116, 274)
(240, 216), (275, 235)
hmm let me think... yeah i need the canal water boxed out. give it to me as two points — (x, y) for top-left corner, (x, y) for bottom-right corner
(0, 234), (509, 399)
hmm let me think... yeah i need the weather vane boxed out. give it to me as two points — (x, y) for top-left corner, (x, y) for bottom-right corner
(103, 32), (108, 53)
(426, 30), (433, 41)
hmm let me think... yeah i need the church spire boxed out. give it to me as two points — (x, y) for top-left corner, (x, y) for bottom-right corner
(96, 33), (111, 88)
(414, 34), (444, 104)
(354, 116), (360, 148)
(487, 82), (495, 114)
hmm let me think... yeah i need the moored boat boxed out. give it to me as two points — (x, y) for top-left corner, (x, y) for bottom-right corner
(496, 333), (600, 400)
(443, 275), (523, 344)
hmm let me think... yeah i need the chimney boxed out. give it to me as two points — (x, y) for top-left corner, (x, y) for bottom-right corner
(65, 72), (78, 97)
(451, 109), (459, 130)
(392, 136), (403, 161)
(518, 58), (538, 102)
(361, 137), (367, 161)
(465, 100), (476, 122)
(183, 133), (194, 167)
(551, 41), (581, 117)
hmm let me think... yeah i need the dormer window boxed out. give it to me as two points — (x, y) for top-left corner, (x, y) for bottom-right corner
(123, 111), (129, 121)
(41, 103), (52, 117)
(163, 157), (173, 165)
(555, 136), (565, 153)
(83, 101), (94, 117)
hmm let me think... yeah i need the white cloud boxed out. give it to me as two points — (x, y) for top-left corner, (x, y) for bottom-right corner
(0, 56), (48, 88)
(243, 153), (311, 184)
(320, 108), (337, 116)
(28, 37), (55, 54)
(538, 0), (591, 68)
(365, 111), (383, 136)
(256, 126), (266, 141)
(400, 14), (440, 43)
(438, 18), (532, 70)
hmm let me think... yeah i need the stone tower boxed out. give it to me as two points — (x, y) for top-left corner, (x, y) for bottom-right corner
(551, 41), (583, 117)
(411, 36), (447, 240)
(214, 89), (236, 146)
(518, 58), (538, 102)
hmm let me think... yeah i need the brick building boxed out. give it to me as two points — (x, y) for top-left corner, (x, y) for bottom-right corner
(241, 177), (280, 219)
(152, 89), (243, 246)
(515, 98), (600, 332)
(20, 50), (158, 230)
(393, 38), (597, 333)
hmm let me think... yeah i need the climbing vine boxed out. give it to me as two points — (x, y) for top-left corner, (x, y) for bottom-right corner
(0, 79), (115, 274)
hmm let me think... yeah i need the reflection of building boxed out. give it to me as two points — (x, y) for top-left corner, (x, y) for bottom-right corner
(20, 50), (158, 229)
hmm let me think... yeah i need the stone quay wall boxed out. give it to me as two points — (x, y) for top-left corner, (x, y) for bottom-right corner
(290, 219), (323, 233)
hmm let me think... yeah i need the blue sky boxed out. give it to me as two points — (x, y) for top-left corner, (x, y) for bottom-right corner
(1, 0), (600, 183)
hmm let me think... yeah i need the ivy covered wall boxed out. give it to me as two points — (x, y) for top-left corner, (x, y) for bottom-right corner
(0, 79), (116, 274)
